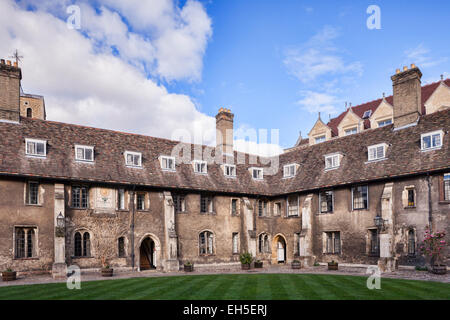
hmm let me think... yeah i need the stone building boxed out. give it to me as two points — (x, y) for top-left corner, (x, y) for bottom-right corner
(0, 58), (449, 278)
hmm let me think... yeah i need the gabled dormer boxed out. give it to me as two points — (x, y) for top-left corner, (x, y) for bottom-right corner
(370, 97), (394, 128)
(308, 113), (333, 146)
(424, 79), (450, 115)
(337, 108), (364, 137)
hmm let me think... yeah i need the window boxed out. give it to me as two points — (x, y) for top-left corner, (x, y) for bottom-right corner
(378, 119), (392, 127)
(273, 202), (282, 216)
(224, 164), (236, 177)
(231, 199), (238, 216)
(75, 145), (94, 162)
(408, 230), (416, 256)
(421, 130), (443, 151)
(74, 231), (90, 257)
(287, 195), (299, 216)
(352, 185), (368, 210)
(368, 229), (379, 257)
(193, 160), (207, 174)
(199, 231), (214, 255)
(125, 151), (142, 167)
(232, 233), (239, 254)
(315, 135), (326, 144)
(344, 127), (357, 136)
(15, 227), (36, 258)
(258, 233), (270, 253)
(72, 186), (88, 208)
(368, 143), (387, 161)
(25, 138), (46, 157)
(325, 153), (340, 170)
(200, 195), (213, 213)
(27, 182), (39, 205)
(294, 233), (301, 256)
(283, 164), (296, 178)
(173, 194), (186, 213)
(117, 189), (125, 210)
(362, 110), (372, 119)
(257, 200), (268, 217)
(444, 174), (450, 201)
(160, 156), (175, 171)
(319, 190), (333, 213)
(118, 237), (125, 257)
(325, 231), (341, 254)
(407, 188), (415, 207)
(137, 193), (146, 210)
(26, 108), (32, 118)
(251, 168), (263, 180)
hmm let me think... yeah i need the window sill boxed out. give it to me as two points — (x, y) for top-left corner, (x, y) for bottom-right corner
(286, 215), (300, 218)
(438, 201), (450, 205)
(75, 159), (95, 164)
(365, 158), (387, 164)
(420, 146), (442, 152)
(70, 207), (90, 210)
(161, 168), (176, 172)
(200, 212), (216, 215)
(13, 257), (39, 261)
(71, 256), (93, 259)
(25, 203), (42, 207)
(25, 154), (47, 159)
(323, 253), (341, 256)
(324, 167), (340, 172)
(404, 206), (416, 209)
(199, 254), (215, 257)
(317, 211), (333, 215)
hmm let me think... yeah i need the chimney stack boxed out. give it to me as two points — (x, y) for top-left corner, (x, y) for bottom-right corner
(391, 64), (422, 128)
(215, 108), (234, 156)
(0, 57), (22, 122)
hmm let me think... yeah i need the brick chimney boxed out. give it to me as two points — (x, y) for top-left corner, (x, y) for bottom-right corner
(391, 64), (422, 128)
(215, 108), (234, 155)
(0, 59), (21, 123)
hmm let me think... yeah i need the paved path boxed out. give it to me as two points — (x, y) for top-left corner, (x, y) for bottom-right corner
(1, 264), (448, 287)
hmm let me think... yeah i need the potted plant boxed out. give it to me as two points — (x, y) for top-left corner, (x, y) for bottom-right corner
(2, 267), (16, 281)
(254, 260), (263, 268)
(328, 260), (338, 270)
(292, 260), (301, 269)
(184, 261), (194, 272)
(240, 252), (253, 270)
(420, 228), (447, 274)
(101, 264), (114, 277)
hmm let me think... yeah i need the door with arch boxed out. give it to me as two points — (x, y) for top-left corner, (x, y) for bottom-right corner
(140, 237), (156, 270)
(277, 238), (286, 263)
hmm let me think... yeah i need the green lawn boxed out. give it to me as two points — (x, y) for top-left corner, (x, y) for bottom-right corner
(0, 274), (449, 300)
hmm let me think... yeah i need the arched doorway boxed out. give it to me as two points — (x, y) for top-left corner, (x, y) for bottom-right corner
(140, 237), (156, 270)
(272, 234), (286, 264)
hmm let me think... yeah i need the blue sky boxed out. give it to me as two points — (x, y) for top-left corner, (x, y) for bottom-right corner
(1, 0), (449, 152)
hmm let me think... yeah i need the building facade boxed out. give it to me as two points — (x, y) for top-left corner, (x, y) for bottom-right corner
(0, 58), (449, 278)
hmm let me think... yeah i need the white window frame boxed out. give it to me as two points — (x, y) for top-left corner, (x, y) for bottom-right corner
(319, 190), (334, 214)
(193, 160), (207, 174)
(286, 195), (299, 217)
(378, 119), (392, 127)
(250, 167), (263, 180)
(75, 144), (94, 162)
(223, 164), (236, 177)
(283, 164), (297, 178)
(324, 153), (340, 170)
(344, 127), (358, 136)
(160, 155), (176, 171)
(362, 110), (372, 119)
(315, 135), (326, 144)
(124, 151), (142, 167)
(232, 232), (239, 254)
(367, 143), (387, 161)
(25, 138), (46, 157)
(421, 130), (444, 151)
(117, 189), (125, 210)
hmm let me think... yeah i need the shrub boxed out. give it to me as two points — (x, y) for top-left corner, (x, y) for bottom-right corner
(239, 252), (253, 265)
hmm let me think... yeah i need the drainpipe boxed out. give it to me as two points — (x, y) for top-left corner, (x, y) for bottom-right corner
(130, 185), (136, 270)
(427, 173), (433, 233)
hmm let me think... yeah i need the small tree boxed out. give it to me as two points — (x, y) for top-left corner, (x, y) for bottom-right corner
(94, 218), (127, 268)
(419, 228), (446, 266)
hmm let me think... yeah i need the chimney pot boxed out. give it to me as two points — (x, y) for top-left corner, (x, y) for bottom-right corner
(0, 59), (4, 65)
(411, 63), (416, 69)
(403, 66), (408, 71)
(13, 61), (18, 67)
(396, 69), (400, 74)
(6, 60), (11, 66)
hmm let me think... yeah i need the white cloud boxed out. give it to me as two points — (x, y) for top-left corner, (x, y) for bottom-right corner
(404, 44), (448, 69)
(0, 0), (215, 144)
(296, 91), (340, 115)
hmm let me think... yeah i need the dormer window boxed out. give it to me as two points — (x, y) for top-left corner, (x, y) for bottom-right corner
(421, 130), (443, 151)
(362, 110), (372, 119)
(324, 153), (340, 170)
(75, 145), (94, 162)
(160, 156), (175, 171)
(367, 143), (387, 161)
(315, 135), (326, 144)
(193, 160), (207, 174)
(250, 167), (263, 180)
(125, 151), (142, 167)
(283, 164), (297, 178)
(344, 127), (357, 136)
(378, 119), (392, 127)
(25, 138), (46, 157)
(224, 164), (236, 177)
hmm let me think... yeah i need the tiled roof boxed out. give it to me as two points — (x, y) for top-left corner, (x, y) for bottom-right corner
(327, 79), (450, 136)
(0, 109), (449, 197)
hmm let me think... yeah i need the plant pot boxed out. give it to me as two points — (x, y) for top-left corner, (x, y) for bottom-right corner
(431, 265), (447, 275)
(254, 261), (263, 268)
(101, 268), (114, 277)
(184, 264), (194, 272)
(241, 263), (251, 270)
(328, 263), (338, 271)
(2, 271), (16, 281)
(292, 261), (301, 269)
